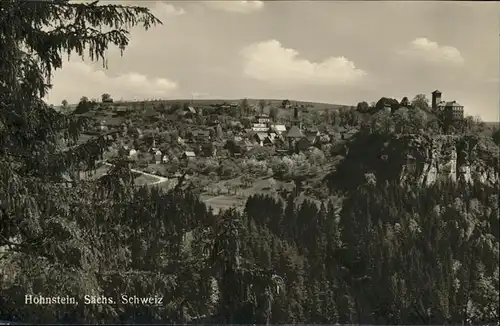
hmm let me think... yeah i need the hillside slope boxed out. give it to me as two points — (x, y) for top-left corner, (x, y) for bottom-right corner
(57, 98), (352, 113)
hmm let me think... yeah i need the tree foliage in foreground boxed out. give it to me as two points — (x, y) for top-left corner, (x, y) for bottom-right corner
(0, 0), (161, 321)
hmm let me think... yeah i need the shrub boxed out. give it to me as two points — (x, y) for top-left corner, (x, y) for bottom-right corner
(241, 174), (256, 187)
(219, 161), (239, 179)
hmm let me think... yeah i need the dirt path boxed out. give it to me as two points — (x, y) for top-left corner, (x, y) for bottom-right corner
(103, 162), (169, 186)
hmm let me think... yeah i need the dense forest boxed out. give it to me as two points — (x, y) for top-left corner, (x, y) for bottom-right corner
(1, 181), (498, 324)
(0, 1), (498, 324)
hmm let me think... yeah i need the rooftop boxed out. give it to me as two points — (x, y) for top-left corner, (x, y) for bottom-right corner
(437, 100), (463, 108)
(447, 101), (463, 108)
(191, 130), (210, 137)
(286, 125), (304, 138)
(255, 133), (267, 141)
(272, 124), (287, 132)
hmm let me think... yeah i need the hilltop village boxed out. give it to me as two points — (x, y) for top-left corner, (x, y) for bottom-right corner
(55, 90), (495, 212)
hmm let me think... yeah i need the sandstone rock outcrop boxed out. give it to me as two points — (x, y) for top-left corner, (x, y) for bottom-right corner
(398, 134), (498, 186)
(331, 132), (499, 191)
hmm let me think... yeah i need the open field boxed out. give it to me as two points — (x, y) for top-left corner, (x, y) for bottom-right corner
(200, 175), (295, 213)
(199, 175), (326, 214)
(200, 195), (246, 214)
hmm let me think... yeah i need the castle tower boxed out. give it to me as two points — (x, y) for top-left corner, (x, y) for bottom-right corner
(431, 90), (442, 110)
(292, 106), (302, 129)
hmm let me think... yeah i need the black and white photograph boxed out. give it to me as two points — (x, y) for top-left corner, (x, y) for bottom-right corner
(0, 0), (499, 324)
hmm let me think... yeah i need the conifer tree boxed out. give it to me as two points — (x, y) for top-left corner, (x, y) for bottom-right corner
(0, 0), (161, 322)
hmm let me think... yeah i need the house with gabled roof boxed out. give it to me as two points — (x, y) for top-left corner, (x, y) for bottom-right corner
(243, 140), (254, 148)
(286, 125), (304, 139)
(224, 139), (244, 156)
(271, 124), (287, 135)
(305, 131), (319, 145)
(285, 125), (304, 152)
(306, 126), (319, 134)
(189, 129), (211, 142)
(114, 106), (131, 116)
(176, 109), (187, 117)
(129, 149), (139, 159)
(252, 123), (269, 132)
(254, 133), (268, 146)
(255, 113), (271, 124)
(181, 151), (196, 160)
(152, 150), (162, 164)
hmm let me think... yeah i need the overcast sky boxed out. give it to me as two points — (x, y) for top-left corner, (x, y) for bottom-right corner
(46, 1), (500, 121)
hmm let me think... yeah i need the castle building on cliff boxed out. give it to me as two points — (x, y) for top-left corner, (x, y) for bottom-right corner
(431, 90), (464, 121)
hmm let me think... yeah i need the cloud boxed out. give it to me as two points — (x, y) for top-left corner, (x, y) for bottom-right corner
(46, 60), (178, 104)
(153, 1), (186, 17)
(398, 37), (464, 65)
(204, 1), (264, 14)
(240, 40), (367, 87)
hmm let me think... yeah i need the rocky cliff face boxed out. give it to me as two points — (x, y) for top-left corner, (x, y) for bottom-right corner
(398, 134), (499, 186)
(330, 133), (499, 191)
